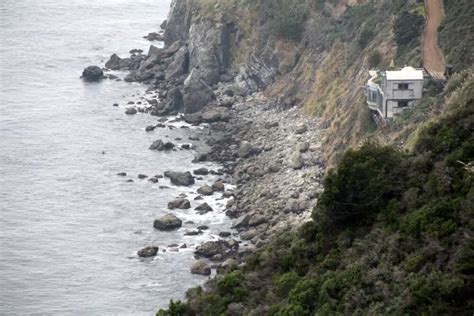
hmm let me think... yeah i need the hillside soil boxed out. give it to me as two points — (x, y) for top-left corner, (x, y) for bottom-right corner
(423, 0), (445, 73)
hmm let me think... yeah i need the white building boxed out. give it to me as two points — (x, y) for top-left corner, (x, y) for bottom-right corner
(366, 66), (424, 119)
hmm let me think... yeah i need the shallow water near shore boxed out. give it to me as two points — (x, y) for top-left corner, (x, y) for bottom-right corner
(0, 0), (233, 314)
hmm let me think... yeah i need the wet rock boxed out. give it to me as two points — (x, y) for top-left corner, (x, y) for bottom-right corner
(195, 202), (213, 215)
(113, 103), (119, 107)
(81, 65), (104, 82)
(212, 181), (225, 192)
(168, 198), (191, 210)
(153, 214), (182, 231)
(105, 54), (124, 70)
(195, 240), (231, 259)
(184, 230), (202, 236)
(197, 185), (213, 196)
(117, 172), (127, 176)
(240, 229), (258, 241)
(197, 225), (209, 230)
(227, 303), (245, 316)
(219, 231), (232, 238)
(148, 177), (159, 183)
(190, 260), (211, 276)
(164, 171), (195, 186)
(149, 140), (175, 151)
(125, 108), (137, 115)
(143, 32), (164, 41)
(138, 174), (148, 179)
(137, 246), (159, 258)
(145, 125), (156, 132)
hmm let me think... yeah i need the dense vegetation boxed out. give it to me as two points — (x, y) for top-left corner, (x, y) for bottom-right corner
(158, 75), (473, 315)
(439, 0), (474, 72)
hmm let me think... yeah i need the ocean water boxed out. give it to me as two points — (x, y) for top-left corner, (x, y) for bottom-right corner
(0, 1), (232, 314)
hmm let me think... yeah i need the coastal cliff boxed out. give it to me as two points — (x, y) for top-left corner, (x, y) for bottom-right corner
(142, 0), (473, 314)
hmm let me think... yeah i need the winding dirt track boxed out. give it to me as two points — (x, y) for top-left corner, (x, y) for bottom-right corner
(422, 0), (445, 73)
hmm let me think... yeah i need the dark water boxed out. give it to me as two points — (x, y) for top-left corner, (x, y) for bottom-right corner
(0, 1), (233, 314)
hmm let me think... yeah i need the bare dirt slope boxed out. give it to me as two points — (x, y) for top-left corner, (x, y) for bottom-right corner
(422, 0), (445, 73)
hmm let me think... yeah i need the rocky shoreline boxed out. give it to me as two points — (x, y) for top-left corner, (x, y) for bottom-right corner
(82, 2), (325, 278)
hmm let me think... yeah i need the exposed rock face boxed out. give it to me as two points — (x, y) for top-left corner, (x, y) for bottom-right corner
(81, 66), (103, 82)
(164, 0), (194, 46)
(190, 260), (211, 276)
(188, 21), (223, 86)
(235, 55), (276, 94)
(165, 45), (189, 80)
(137, 246), (159, 258)
(164, 171), (195, 186)
(153, 214), (182, 231)
(183, 69), (215, 113)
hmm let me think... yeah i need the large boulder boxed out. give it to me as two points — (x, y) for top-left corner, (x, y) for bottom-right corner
(81, 65), (103, 82)
(137, 246), (159, 258)
(141, 41), (182, 70)
(153, 214), (182, 231)
(197, 185), (213, 196)
(105, 54), (125, 70)
(149, 140), (175, 151)
(195, 202), (213, 215)
(183, 69), (215, 113)
(168, 198), (191, 210)
(164, 171), (195, 186)
(288, 152), (304, 169)
(194, 240), (231, 258)
(190, 260), (211, 276)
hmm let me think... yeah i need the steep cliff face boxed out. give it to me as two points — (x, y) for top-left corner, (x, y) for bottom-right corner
(163, 0), (471, 166)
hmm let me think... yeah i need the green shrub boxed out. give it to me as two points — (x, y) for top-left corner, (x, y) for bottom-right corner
(275, 272), (300, 297)
(316, 142), (407, 230)
(368, 49), (382, 68)
(269, 0), (306, 41)
(393, 11), (424, 46)
(156, 300), (191, 316)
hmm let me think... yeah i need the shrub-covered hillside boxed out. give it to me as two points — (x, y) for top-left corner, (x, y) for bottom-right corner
(158, 75), (473, 315)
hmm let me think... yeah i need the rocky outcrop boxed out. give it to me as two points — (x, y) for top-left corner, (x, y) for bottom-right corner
(164, 171), (195, 186)
(153, 214), (182, 231)
(164, 0), (194, 46)
(137, 246), (159, 258)
(183, 69), (215, 113)
(81, 66), (104, 82)
(190, 260), (211, 276)
(168, 198), (191, 210)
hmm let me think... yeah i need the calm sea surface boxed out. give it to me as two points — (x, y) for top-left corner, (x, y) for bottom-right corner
(0, 1), (232, 314)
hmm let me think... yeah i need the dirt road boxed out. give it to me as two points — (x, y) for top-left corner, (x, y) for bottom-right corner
(422, 0), (445, 73)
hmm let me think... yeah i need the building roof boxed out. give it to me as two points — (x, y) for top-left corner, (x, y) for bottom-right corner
(385, 66), (424, 81)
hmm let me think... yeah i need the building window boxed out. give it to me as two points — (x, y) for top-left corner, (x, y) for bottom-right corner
(398, 83), (409, 90)
(398, 101), (409, 108)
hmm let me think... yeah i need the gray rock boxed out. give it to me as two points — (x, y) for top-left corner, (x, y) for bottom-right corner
(197, 185), (213, 196)
(183, 69), (215, 113)
(125, 108), (137, 115)
(212, 181), (225, 192)
(145, 125), (156, 132)
(195, 240), (230, 258)
(149, 140), (175, 151)
(219, 231), (231, 238)
(289, 152), (303, 169)
(297, 142), (310, 153)
(81, 65), (104, 82)
(143, 32), (164, 41)
(295, 123), (308, 134)
(248, 214), (268, 227)
(190, 260), (211, 276)
(238, 141), (253, 158)
(168, 198), (191, 210)
(193, 167), (209, 175)
(137, 174), (148, 179)
(153, 214), (182, 231)
(195, 202), (213, 215)
(165, 45), (189, 80)
(164, 171), (195, 186)
(240, 229), (258, 241)
(137, 246), (159, 258)
(227, 303), (245, 316)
